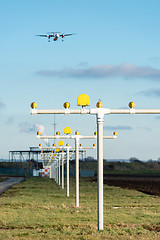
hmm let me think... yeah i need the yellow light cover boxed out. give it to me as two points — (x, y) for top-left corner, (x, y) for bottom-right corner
(94, 131), (97, 135)
(56, 131), (60, 135)
(75, 131), (79, 135)
(31, 102), (37, 109)
(93, 144), (96, 147)
(113, 131), (117, 136)
(96, 101), (103, 108)
(63, 102), (70, 109)
(55, 148), (59, 153)
(80, 144), (82, 147)
(66, 143), (69, 146)
(77, 94), (90, 107)
(58, 140), (63, 146)
(52, 143), (55, 147)
(37, 131), (41, 135)
(51, 151), (53, 153)
(41, 151), (43, 153)
(72, 150), (74, 153)
(39, 144), (42, 147)
(64, 127), (71, 135)
(128, 101), (135, 108)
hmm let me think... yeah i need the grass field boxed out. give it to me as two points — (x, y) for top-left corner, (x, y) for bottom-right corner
(0, 177), (160, 239)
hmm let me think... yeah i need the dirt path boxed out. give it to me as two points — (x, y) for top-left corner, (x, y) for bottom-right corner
(0, 177), (25, 194)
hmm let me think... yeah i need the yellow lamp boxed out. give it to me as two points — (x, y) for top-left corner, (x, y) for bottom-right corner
(64, 127), (71, 135)
(80, 144), (82, 147)
(41, 151), (43, 153)
(52, 143), (55, 147)
(39, 144), (42, 147)
(55, 148), (59, 153)
(96, 101), (103, 108)
(31, 102), (37, 109)
(128, 101), (135, 108)
(77, 94), (90, 107)
(94, 131), (97, 135)
(37, 131), (41, 135)
(75, 131), (79, 135)
(93, 144), (96, 147)
(113, 131), (117, 136)
(56, 131), (60, 135)
(58, 140), (63, 146)
(63, 102), (70, 109)
(66, 143), (69, 146)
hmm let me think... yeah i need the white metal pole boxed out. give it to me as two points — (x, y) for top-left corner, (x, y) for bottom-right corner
(75, 137), (80, 207)
(31, 108), (160, 116)
(62, 153), (64, 189)
(97, 113), (104, 231)
(58, 155), (61, 185)
(53, 163), (56, 180)
(66, 147), (70, 197)
(54, 162), (57, 182)
(50, 163), (54, 179)
(56, 160), (58, 183)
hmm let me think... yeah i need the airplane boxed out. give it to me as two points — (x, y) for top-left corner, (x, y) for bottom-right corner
(36, 32), (75, 42)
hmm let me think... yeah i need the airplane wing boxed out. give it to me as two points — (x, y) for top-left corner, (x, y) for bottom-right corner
(36, 35), (54, 37)
(60, 33), (75, 37)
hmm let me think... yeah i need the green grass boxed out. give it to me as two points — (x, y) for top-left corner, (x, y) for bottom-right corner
(0, 177), (160, 239)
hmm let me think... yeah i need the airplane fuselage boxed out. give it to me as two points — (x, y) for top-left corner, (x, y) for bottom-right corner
(53, 37), (58, 41)
(53, 33), (59, 41)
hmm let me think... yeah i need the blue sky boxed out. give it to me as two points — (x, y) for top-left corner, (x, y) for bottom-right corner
(1, 0), (160, 160)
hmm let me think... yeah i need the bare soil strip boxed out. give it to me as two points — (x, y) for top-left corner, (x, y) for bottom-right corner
(103, 175), (160, 196)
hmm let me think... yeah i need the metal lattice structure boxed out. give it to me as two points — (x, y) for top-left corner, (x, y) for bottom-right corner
(6, 147), (86, 177)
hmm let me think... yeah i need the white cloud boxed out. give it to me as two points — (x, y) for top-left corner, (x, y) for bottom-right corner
(36, 63), (160, 80)
(6, 117), (14, 125)
(19, 122), (45, 134)
(104, 125), (133, 131)
(19, 122), (50, 146)
(0, 100), (5, 111)
(34, 123), (45, 135)
(137, 88), (160, 97)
